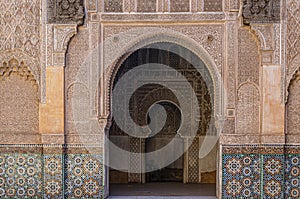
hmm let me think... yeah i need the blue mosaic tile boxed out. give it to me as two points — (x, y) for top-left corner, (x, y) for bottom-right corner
(285, 154), (300, 198)
(0, 152), (42, 198)
(0, 144), (297, 199)
(64, 154), (104, 198)
(222, 154), (260, 198)
(0, 145), (105, 198)
(221, 145), (300, 199)
(43, 154), (64, 199)
(262, 155), (284, 199)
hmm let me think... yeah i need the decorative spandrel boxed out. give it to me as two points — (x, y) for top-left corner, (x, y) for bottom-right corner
(47, 0), (84, 25)
(242, 0), (280, 24)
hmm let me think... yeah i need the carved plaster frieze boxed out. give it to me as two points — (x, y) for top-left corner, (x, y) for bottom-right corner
(242, 0), (280, 24)
(47, 0), (84, 25)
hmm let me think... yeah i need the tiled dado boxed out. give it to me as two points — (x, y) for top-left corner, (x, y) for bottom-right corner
(0, 145), (104, 198)
(222, 145), (300, 199)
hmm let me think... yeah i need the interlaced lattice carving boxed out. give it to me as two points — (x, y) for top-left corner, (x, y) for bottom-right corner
(0, 0), (40, 56)
(286, 1), (300, 137)
(203, 0), (223, 11)
(287, 0), (300, 74)
(188, 138), (199, 183)
(236, 83), (260, 134)
(137, 0), (156, 12)
(236, 28), (260, 135)
(129, 137), (141, 182)
(170, 0), (190, 12)
(104, 0), (123, 12)
(238, 28), (260, 86)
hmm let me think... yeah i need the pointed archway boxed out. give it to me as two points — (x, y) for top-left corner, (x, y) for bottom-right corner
(105, 41), (221, 197)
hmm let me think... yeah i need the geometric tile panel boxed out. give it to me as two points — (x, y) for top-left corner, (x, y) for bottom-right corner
(0, 145), (104, 199)
(0, 152), (43, 198)
(64, 154), (104, 198)
(1, 144), (298, 199)
(43, 154), (63, 199)
(262, 155), (284, 199)
(222, 145), (292, 199)
(285, 155), (300, 198)
(222, 154), (261, 198)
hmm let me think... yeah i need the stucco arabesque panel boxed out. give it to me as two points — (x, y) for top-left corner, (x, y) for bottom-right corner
(250, 23), (284, 102)
(103, 25), (224, 73)
(52, 24), (78, 67)
(285, 0), (300, 103)
(0, 0), (41, 87)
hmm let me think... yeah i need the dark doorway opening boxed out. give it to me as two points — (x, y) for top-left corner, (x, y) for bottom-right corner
(145, 101), (184, 183)
(108, 42), (216, 197)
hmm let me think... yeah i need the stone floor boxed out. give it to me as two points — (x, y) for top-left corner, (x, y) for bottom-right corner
(109, 183), (216, 198)
(108, 197), (217, 199)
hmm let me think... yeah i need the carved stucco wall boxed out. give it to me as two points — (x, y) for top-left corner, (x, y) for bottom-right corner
(236, 28), (260, 135)
(65, 27), (90, 138)
(287, 0), (300, 78)
(170, 0), (190, 12)
(0, 59), (39, 134)
(237, 83), (260, 135)
(287, 71), (300, 136)
(65, 24), (102, 145)
(286, 0), (300, 138)
(101, 0), (223, 12)
(203, 0), (223, 11)
(137, 0), (156, 12)
(66, 83), (90, 135)
(104, 0), (123, 12)
(0, 0), (41, 83)
(0, 0), (40, 139)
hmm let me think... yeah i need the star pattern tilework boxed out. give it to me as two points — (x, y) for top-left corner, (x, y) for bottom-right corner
(285, 155), (300, 198)
(222, 154), (261, 198)
(262, 155), (284, 199)
(64, 154), (104, 198)
(43, 153), (64, 199)
(0, 152), (43, 198)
